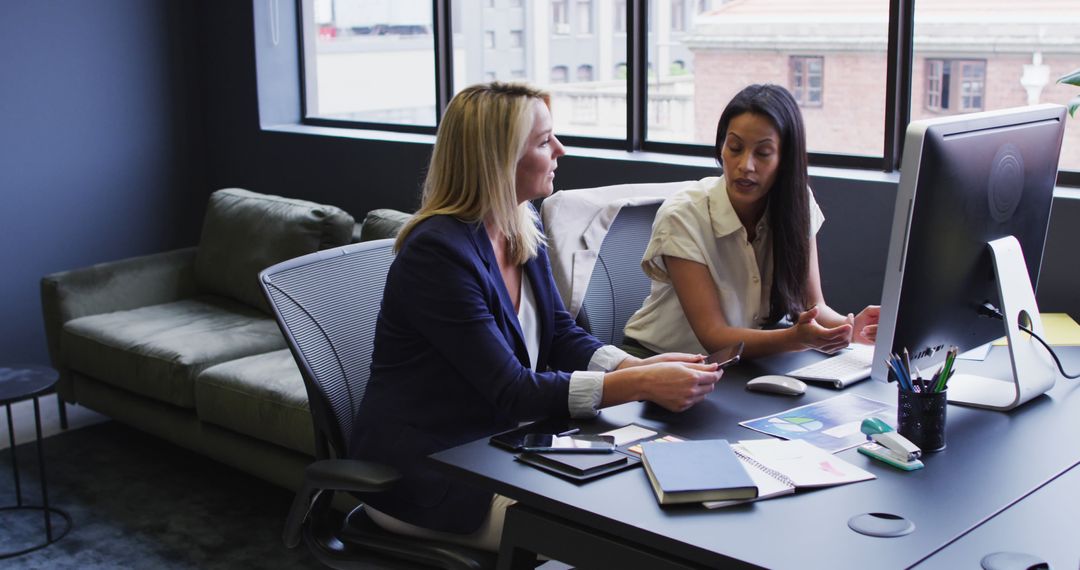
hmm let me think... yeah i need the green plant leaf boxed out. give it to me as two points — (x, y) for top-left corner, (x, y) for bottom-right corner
(1068, 94), (1080, 118)
(1059, 67), (1080, 87)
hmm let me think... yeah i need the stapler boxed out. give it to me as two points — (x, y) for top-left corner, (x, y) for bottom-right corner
(857, 417), (924, 471)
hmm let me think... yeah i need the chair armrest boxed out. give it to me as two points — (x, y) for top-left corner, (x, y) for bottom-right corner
(40, 247), (199, 373)
(284, 459), (402, 548)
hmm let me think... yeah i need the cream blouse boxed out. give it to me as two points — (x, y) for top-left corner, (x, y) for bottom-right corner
(623, 176), (824, 355)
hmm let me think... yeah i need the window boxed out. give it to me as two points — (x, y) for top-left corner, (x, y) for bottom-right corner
(911, 4), (1080, 174)
(671, 0), (686, 32)
(552, 0), (569, 35)
(577, 0), (593, 35)
(790, 56), (824, 108)
(299, 0), (436, 127)
(297, 0), (1079, 180)
(923, 59), (985, 113)
(647, 2), (886, 155)
(577, 64), (594, 82)
(551, 66), (569, 83)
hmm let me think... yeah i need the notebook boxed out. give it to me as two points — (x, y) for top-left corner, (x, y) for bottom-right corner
(787, 344), (874, 388)
(703, 439), (875, 508)
(640, 439), (757, 505)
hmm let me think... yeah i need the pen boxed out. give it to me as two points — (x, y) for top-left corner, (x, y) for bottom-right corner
(557, 428), (580, 437)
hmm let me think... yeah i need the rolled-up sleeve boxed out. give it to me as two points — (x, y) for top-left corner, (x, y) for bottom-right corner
(567, 345), (633, 418)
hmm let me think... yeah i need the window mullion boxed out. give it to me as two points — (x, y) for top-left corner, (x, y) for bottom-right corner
(627, 0), (647, 151)
(433, 0), (453, 125)
(883, 0), (913, 171)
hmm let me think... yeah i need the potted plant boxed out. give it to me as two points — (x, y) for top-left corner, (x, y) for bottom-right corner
(1060, 67), (1080, 117)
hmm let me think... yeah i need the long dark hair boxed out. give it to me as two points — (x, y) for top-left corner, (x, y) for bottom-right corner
(715, 84), (810, 323)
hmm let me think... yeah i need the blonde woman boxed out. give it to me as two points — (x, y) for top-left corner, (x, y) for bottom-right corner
(349, 82), (722, 550)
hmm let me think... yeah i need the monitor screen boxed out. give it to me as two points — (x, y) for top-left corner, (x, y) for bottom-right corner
(872, 105), (1066, 384)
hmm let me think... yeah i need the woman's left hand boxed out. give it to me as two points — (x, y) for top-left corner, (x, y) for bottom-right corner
(617, 352), (705, 370)
(852, 305), (880, 344)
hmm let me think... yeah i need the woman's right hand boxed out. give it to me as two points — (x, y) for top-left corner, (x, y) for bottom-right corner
(639, 361), (723, 412)
(789, 306), (852, 354)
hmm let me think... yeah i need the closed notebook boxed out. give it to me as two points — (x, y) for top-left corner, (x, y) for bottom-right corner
(640, 439), (757, 505)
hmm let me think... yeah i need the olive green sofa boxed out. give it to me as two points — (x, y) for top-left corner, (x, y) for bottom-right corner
(41, 188), (410, 490)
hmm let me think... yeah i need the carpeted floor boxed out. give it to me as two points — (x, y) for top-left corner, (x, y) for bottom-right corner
(0, 421), (322, 569)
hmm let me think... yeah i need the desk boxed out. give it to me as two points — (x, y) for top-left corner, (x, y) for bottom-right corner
(431, 348), (1080, 569)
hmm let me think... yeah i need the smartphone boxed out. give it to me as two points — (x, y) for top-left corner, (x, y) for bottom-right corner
(488, 418), (572, 451)
(520, 434), (616, 453)
(705, 341), (744, 368)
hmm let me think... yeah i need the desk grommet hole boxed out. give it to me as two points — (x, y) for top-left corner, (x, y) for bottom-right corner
(847, 512), (916, 537)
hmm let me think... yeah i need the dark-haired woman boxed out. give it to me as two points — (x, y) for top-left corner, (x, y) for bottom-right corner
(624, 84), (878, 359)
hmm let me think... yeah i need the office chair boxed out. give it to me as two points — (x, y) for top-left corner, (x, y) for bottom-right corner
(577, 203), (662, 346)
(260, 239), (495, 570)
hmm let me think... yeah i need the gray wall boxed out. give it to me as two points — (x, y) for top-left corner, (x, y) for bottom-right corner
(0, 1), (205, 364)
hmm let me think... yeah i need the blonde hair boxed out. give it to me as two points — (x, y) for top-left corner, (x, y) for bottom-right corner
(395, 82), (549, 265)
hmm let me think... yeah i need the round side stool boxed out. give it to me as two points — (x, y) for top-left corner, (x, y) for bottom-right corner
(0, 365), (72, 559)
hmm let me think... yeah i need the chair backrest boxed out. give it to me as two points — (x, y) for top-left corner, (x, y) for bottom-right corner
(259, 239), (395, 460)
(579, 203), (661, 346)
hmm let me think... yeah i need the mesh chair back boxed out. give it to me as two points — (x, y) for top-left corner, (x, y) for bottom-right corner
(580, 203), (661, 346)
(259, 239), (395, 459)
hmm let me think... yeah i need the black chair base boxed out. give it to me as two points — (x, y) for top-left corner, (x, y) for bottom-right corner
(304, 506), (497, 570)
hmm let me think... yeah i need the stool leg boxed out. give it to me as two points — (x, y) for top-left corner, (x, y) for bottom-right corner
(32, 398), (53, 542)
(57, 398), (68, 431)
(5, 403), (21, 507)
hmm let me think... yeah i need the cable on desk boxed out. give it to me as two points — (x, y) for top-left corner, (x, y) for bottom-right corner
(979, 302), (1080, 379)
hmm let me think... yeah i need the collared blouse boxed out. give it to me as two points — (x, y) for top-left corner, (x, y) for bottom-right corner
(623, 176), (824, 354)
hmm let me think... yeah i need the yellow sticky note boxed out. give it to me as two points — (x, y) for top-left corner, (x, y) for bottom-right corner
(992, 313), (1080, 346)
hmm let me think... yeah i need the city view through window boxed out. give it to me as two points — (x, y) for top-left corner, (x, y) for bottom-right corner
(306, 0), (1080, 170)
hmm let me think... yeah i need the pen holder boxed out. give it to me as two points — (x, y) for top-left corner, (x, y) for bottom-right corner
(897, 390), (947, 452)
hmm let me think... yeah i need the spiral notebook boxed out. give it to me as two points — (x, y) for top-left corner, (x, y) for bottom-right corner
(703, 439), (874, 508)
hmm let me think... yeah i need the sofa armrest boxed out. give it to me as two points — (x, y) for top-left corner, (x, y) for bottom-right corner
(41, 247), (199, 374)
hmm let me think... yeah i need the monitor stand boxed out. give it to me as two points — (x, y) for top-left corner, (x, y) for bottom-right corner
(947, 236), (1057, 411)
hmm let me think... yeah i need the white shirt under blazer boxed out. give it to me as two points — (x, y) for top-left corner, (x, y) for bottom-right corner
(623, 176), (825, 355)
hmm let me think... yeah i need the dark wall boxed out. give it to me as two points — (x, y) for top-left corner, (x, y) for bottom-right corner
(0, 1), (205, 364)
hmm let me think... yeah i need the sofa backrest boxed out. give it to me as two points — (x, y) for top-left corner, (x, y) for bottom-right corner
(194, 188), (354, 314)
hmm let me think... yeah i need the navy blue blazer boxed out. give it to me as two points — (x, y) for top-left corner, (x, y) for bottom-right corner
(349, 214), (603, 534)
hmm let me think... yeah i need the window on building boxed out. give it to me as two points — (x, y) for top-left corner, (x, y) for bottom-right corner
(615, 0), (626, 33)
(509, 30), (524, 48)
(615, 62), (627, 79)
(551, 65), (569, 83)
(552, 0), (569, 35)
(484, 31), (495, 49)
(577, 0), (593, 35)
(924, 59), (985, 113)
(670, 60), (687, 75)
(790, 56), (824, 107)
(671, 0), (686, 32)
(577, 64), (594, 82)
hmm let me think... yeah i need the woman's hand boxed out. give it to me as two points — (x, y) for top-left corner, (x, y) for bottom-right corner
(616, 352), (705, 370)
(638, 361), (723, 412)
(789, 306), (852, 353)
(852, 305), (880, 344)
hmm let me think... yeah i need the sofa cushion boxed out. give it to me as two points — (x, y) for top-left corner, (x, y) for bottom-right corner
(194, 188), (355, 313)
(358, 208), (411, 242)
(61, 295), (287, 408)
(195, 349), (314, 456)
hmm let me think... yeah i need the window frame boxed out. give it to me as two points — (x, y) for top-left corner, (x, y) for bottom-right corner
(294, 0), (1079, 185)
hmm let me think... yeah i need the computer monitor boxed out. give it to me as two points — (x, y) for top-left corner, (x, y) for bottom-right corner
(872, 104), (1067, 411)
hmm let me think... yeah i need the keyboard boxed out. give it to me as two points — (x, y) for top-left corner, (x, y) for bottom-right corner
(787, 345), (874, 388)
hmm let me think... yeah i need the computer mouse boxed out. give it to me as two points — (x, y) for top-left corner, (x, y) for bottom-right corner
(746, 375), (807, 396)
